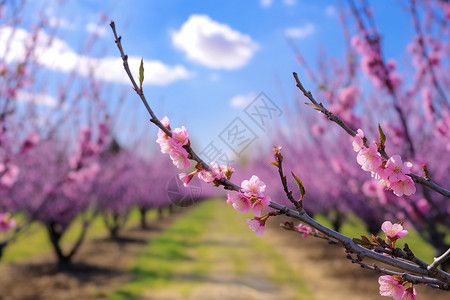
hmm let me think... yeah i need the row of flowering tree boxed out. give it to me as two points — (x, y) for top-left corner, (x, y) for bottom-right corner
(107, 0), (450, 298)
(244, 0), (450, 269)
(0, 0), (185, 267)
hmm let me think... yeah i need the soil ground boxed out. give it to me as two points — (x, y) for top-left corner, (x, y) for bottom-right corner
(0, 203), (448, 300)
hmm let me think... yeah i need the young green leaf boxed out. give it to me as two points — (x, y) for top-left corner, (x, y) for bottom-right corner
(378, 123), (386, 147)
(270, 161), (279, 168)
(138, 58), (144, 89)
(291, 171), (306, 201)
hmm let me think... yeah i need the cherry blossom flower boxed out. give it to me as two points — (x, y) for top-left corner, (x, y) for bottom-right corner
(384, 155), (412, 182)
(297, 224), (313, 239)
(0, 163), (20, 188)
(198, 162), (224, 183)
(227, 192), (252, 214)
(401, 287), (417, 300)
(378, 275), (405, 300)
(0, 213), (16, 231)
(357, 142), (383, 172)
(246, 215), (268, 236)
(20, 131), (40, 154)
(251, 196), (270, 217)
(156, 137), (173, 154)
(178, 171), (198, 187)
(169, 148), (191, 169)
(389, 177), (416, 197)
(241, 175), (266, 198)
(352, 128), (365, 152)
(168, 126), (189, 148)
(381, 221), (408, 245)
(156, 116), (174, 153)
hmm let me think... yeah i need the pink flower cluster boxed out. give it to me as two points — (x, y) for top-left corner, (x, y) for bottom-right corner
(381, 220), (408, 248)
(179, 162), (234, 187)
(156, 117), (190, 169)
(0, 212), (16, 231)
(378, 275), (416, 300)
(352, 35), (402, 90)
(226, 175), (271, 236)
(352, 129), (416, 197)
(297, 224), (314, 239)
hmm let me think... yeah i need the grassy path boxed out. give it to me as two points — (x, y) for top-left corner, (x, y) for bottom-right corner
(110, 199), (314, 300)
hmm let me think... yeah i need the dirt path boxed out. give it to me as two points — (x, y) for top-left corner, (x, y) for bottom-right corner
(140, 200), (310, 300)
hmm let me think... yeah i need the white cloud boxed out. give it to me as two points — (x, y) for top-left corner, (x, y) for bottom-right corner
(283, 0), (297, 6)
(0, 26), (191, 86)
(48, 17), (75, 30)
(260, 0), (273, 8)
(171, 14), (259, 70)
(284, 23), (315, 39)
(16, 91), (57, 107)
(230, 92), (257, 108)
(325, 5), (336, 17)
(85, 22), (107, 36)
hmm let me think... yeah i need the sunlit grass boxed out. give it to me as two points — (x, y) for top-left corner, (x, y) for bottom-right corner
(2, 207), (153, 262)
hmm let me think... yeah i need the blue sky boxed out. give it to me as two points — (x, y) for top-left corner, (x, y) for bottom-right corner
(3, 0), (417, 161)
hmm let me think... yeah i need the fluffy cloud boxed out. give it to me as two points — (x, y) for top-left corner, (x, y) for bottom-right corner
(0, 26), (190, 85)
(171, 15), (259, 70)
(85, 22), (107, 36)
(260, 0), (273, 7)
(284, 23), (315, 39)
(16, 91), (57, 107)
(230, 92), (257, 108)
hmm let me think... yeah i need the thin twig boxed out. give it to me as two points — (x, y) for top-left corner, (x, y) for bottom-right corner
(293, 72), (450, 199)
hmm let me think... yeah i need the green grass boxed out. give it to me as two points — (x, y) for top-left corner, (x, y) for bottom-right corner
(2, 207), (154, 263)
(313, 213), (438, 263)
(110, 199), (314, 300)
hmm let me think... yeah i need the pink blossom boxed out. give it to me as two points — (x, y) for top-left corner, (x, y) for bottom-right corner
(227, 192), (252, 214)
(20, 132), (40, 154)
(168, 126), (189, 148)
(169, 148), (191, 169)
(0, 213), (16, 231)
(352, 128), (365, 152)
(156, 116), (173, 153)
(381, 221), (408, 242)
(251, 196), (270, 217)
(0, 164), (20, 188)
(378, 275), (405, 300)
(241, 175), (266, 198)
(246, 216), (267, 236)
(297, 224), (313, 239)
(338, 85), (359, 108)
(384, 155), (412, 182)
(356, 142), (383, 172)
(179, 171), (197, 187)
(198, 162), (224, 183)
(156, 137), (174, 154)
(401, 287), (417, 300)
(160, 116), (170, 128)
(389, 177), (416, 197)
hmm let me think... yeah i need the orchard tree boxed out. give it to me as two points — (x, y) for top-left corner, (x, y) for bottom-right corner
(109, 0), (450, 294)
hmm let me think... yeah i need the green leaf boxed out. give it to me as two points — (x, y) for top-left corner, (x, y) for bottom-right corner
(396, 220), (404, 226)
(291, 171), (305, 201)
(378, 124), (386, 147)
(269, 162), (279, 168)
(352, 238), (365, 245)
(138, 58), (144, 89)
